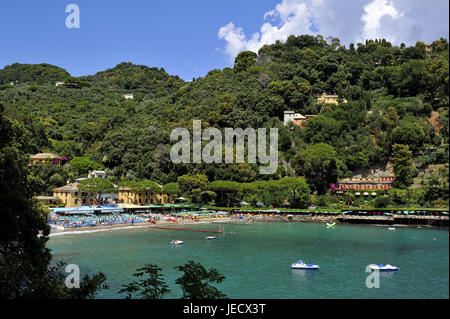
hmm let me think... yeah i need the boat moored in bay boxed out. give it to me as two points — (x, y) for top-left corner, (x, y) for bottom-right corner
(369, 264), (399, 271)
(291, 259), (319, 270)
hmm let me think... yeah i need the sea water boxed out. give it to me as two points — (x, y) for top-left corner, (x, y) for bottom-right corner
(47, 222), (449, 299)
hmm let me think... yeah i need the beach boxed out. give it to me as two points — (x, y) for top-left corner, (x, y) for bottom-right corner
(49, 216), (235, 236)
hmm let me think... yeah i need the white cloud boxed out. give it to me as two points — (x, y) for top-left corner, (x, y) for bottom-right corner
(218, 0), (312, 62)
(217, 0), (449, 63)
(360, 0), (403, 43)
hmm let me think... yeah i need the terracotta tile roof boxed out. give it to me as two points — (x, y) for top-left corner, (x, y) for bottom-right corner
(30, 153), (61, 159)
(52, 182), (79, 192)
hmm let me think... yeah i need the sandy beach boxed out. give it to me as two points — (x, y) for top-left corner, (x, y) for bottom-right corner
(48, 217), (235, 236)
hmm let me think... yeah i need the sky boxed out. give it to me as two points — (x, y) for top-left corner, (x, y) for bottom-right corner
(0, 0), (448, 81)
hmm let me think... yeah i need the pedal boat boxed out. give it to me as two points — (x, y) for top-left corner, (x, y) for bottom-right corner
(291, 259), (319, 270)
(369, 264), (399, 271)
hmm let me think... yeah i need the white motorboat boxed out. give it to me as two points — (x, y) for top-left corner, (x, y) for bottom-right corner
(369, 264), (399, 271)
(291, 259), (319, 270)
(205, 236), (217, 240)
(170, 240), (184, 245)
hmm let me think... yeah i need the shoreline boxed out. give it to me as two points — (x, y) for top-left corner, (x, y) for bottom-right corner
(48, 214), (447, 237)
(48, 217), (234, 236)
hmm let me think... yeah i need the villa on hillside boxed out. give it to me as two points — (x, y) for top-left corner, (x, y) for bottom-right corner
(317, 93), (347, 105)
(88, 170), (107, 179)
(283, 111), (316, 128)
(123, 93), (134, 99)
(30, 153), (66, 165)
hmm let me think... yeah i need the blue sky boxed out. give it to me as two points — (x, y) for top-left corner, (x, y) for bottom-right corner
(1, 0), (448, 81)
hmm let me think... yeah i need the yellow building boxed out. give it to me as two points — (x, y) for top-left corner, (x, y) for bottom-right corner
(317, 93), (347, 105)
(30, 153), (63, 165)
(118, 186), (172, 205)
(52, 182), (98, 207)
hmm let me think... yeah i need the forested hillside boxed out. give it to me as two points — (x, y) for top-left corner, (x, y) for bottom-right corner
(1, 35), (448, 207)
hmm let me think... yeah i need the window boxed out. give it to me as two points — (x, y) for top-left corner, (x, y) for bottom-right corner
(74, 199), (78, 205)
(75, 192), (78, 196)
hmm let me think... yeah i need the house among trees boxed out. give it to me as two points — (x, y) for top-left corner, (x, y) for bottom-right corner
(317, 93), (347, 105)
(123, 93), (134, 99)
(88, 170), (107, 179)
(30, 153), (66, 165)
(52, 182), (98, 207)
(283, 111), (316, 128)
(73, 170), (117, 203)
(65, 82), (81, 89)
(425, 44), (432, 52)
(55, 81), (81, 89)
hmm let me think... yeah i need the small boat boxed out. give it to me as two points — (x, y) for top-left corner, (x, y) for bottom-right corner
(170, 240), (184, 245)
(291, 259), (319, 270)
(326, 222), (336, 228)
(369, 264), (399, 271)
(388, 227), (396, 230)
(205, 236), (217, 240)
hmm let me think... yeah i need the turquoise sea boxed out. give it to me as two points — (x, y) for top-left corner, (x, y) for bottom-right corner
(47, 222), (449, 299)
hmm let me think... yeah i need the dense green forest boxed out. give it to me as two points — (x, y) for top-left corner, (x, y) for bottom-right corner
(1, 35), (448, 208)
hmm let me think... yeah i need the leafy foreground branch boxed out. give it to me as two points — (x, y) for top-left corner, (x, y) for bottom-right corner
(119, 261), (227, 299)
(0, 104), (108, 299)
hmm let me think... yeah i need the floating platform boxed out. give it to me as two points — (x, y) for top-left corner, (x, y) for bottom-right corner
(149, 226), (223, 233)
